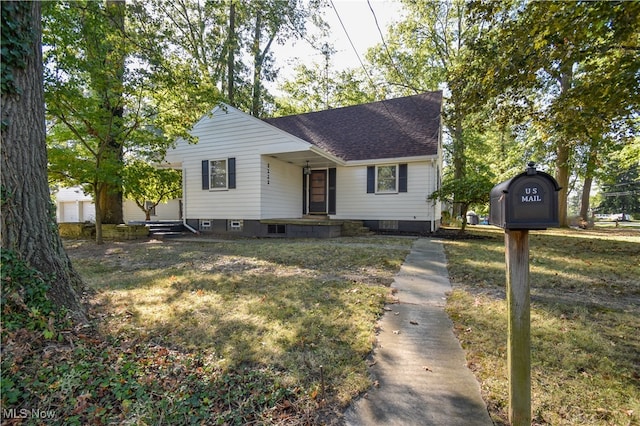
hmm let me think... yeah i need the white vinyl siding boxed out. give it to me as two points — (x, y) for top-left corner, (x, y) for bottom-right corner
(122, 199), (181, 222)
(333, 161), (439, 221)
(164, 104), (443, 227)
(260, 156), (302, 218)
(166, 106), (312, 220)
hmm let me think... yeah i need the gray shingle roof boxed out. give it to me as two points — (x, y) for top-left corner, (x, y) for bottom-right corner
(263, 91), (442, 161)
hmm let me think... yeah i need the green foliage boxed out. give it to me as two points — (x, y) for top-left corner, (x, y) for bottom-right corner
(465, 1), (640, 223)
(276, 64), (377, 115)
(594, 161), (640, 216)
(0, 1), (33, 95)
(0, 251), (72, 408)
(0, 249), (64, 334)
(43, 1), (205, 228)
(131, 0), (320, 117)
(122, 161), (182, 219)
(431, 169), (494, 207)
(2, 334), (300, 424)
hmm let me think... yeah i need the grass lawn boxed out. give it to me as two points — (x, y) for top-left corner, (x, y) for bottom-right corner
(2, 236), (413, 425)
(442, 226), (640, 425)
(3, 228), (638, 425)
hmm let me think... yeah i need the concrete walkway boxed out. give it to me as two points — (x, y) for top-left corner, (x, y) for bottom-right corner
(343, 238), (493, 426)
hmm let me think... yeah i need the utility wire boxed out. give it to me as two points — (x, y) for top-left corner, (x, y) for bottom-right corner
(366, 0), (438, 136)
(329, 0), (439, 139)
(328, 0), (377, 92)
(366, 0), (421, 95)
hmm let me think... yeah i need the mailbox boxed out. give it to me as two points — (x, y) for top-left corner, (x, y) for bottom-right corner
(490, 162), (561, 230)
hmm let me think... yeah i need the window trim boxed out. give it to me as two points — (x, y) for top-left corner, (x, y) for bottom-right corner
(375, 164), (399, 194)
(208, 158), (228, 191)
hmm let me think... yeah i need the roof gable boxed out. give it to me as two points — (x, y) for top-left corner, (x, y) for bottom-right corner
(263, 91), (442, 161)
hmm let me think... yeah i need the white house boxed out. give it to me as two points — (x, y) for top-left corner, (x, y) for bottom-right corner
(164, 92), (444, 237)
(54, 187), (182, 224)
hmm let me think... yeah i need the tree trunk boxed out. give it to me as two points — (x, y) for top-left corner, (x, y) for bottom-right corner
(227, 0), (236, 106)
(97, 183), (123, 224)
(94, 183), (105, 245)
(556, 142), (570, 227)
(1, 1), (86, 322)
(579, 141), (598, 221)
(580, 176), (593, 223)
(97, 0), (126, 225)
(451, 105), (466, 219)
(555, 65), (574, 227)
(251, 10), (262, 117)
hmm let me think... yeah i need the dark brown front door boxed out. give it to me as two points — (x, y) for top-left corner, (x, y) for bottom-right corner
(308, 170), (327, 214)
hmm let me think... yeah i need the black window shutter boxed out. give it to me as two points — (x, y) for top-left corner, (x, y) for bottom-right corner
(302, 170), (307, 215)
(399, 164), (408, 192)
(328, 168), (336, 215)
(367, 166), (375, 193)
(228, 157), (236, 189)
(202, 160), (209, 190)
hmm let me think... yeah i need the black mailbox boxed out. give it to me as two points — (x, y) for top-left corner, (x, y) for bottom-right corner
(490, 162), (561, 230)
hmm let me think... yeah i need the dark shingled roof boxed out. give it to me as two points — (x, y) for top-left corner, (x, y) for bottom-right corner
(263, 91), (442, 161)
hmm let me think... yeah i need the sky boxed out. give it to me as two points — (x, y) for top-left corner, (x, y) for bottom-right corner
(269, 0), (403, 90)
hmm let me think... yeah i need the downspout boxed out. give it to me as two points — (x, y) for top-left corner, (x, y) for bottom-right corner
(180, 166), (199, 234)
(183, 221), (199, 235)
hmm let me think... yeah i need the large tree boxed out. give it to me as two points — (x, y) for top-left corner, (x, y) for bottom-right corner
(366, 0), (486, 217)
(45, 1), (128, 230)
(134, 0), (317, 117)
(44, 1), (199, 243)
(275, 63), (376, 115)
(466, 0), (640, 226)
(1, 1), (85, 320)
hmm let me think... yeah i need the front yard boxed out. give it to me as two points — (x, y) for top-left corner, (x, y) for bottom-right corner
(2, 236), (412, 425)
(2, 228), (638, 425)
(443, 226), (639, 425)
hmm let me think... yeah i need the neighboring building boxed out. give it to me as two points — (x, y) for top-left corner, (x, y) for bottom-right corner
(54, 187), (96, 223)
(164, 91), (444, 237)
(53, 187), (181, 223)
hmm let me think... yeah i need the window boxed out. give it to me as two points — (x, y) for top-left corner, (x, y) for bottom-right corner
(144, 201), (156, 216)
(367, 164), (407, 194)
(267, 224), (286, 234)
(202, 158), (236, 190)
(376, 165), (397, 193)
(210, 159), (228, 189)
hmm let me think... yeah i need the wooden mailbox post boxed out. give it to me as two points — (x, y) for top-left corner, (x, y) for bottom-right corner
(489, 162), (561, 425)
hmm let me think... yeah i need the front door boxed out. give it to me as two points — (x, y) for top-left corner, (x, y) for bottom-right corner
(308, 170), (327, 214)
